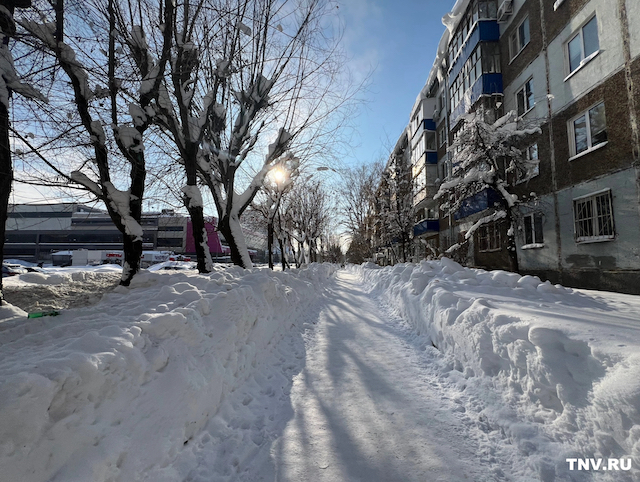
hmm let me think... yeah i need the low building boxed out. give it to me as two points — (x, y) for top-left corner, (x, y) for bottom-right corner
(4, 203), (228, 263)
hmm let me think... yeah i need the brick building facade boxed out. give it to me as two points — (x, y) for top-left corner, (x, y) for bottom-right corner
(382, 0), (640, 294)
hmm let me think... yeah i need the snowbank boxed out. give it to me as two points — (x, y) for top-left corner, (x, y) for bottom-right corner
(351, 260), (640, 481)
(0, 263), (336, 482)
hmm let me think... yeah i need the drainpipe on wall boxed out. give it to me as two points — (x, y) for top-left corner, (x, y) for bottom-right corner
(539, 0), (563, 284)
(618, 0), (640, 229)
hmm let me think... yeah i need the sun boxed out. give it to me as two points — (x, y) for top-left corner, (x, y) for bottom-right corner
(271, 167), (287, 185)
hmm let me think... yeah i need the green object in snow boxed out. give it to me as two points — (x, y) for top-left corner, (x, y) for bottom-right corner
(27, 310), (60, 319)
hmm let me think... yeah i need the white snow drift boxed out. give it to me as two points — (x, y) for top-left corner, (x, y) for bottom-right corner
(352, 259), (640, 481)
(0, 263), (335, 482)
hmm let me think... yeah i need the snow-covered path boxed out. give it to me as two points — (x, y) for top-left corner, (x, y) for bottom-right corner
(266, 270), (502, 481)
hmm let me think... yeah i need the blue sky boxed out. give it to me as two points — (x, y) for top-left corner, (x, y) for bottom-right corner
(336, 0), (454, 166)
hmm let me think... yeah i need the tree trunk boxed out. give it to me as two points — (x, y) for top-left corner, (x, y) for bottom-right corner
(119, 151), (146, 286)
(505, 209), (519, 273)
(267, 220), (274, 269)
(121, 234), (143, 286)
(0, 101), (11, 306)
(278, 237), (287, 270)
(217, 214), (252, 268)
(186, 203), (211, 273)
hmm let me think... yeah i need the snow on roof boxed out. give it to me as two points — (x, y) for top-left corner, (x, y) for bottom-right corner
(411, 0), (472, 118)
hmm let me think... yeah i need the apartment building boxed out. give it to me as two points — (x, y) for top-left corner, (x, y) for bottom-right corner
(410, 87), (441, 259)
(395, 0), (640, 293)
(498, 0), (640, 293)
(372, 131), (413, 265)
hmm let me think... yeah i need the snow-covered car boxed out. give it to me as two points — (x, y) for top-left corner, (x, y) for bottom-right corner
(147, 261), (197, 272)
(2, 264), (28, 277)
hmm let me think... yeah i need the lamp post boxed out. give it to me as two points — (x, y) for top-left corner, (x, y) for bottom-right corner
(267, 167), (286, 269)
(266, 156), (298, 269)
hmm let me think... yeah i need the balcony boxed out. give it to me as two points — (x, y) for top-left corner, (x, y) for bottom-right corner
(449, 20), (500, 82)
(413, 219), (440, 236)
(450, 73), (503, 127)
(454, 188), (502, 219)
(411, 119), (436, 148)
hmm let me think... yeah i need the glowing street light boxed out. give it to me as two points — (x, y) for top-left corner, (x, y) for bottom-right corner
(271, 167), (287, 187)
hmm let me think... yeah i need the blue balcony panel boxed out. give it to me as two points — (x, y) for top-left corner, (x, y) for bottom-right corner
(414, 219), (440, 236)
(449, 21), (500, 82)
(426, 152), (438, 164)
(454, 188), (502, 220)
(423, 119), (436, 131)
(450, 73), (503, 127)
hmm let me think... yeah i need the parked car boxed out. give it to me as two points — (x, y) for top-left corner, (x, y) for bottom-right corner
(2, 264), (28, 277)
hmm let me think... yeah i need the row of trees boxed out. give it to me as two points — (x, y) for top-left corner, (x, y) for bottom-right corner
(250, 167), (339, 269)
(338, 109), (540, 267)
(1, 0), (356, 303)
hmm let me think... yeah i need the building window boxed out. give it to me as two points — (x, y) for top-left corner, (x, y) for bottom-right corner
(449, 43), (501, 113)
(482, 43), (501, 74)
(523, 213), (543, 245)
(425, 131), (437, 151)
(573, 190), (615, 243)
(567, 15), (599, 74)
(477, 0), (498, 20)
(438, 125), (447, 147)
(569, 102), (607, 156)
(516, 143), (539, 184)
(516, 78), (534, 115)
(477, 222), (502, 252)
(510, 16), (530, 60)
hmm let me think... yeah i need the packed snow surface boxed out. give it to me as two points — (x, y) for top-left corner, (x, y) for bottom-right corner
(0, 263), (336, 482)
(352, 259), (640, 481)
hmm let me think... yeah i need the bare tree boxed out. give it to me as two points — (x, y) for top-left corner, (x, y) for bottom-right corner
(251, 153), (299, 269)
(138, 0), (355, 269)
(338, 161), (382, 263)
(0, 0), (47, 305)
(435, 111), (540, 270)
(378, 143), (414, 263)
(14, 0), (174, 285)
(278, 175), (331, 265)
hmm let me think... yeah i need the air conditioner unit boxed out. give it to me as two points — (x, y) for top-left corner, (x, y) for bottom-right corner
(497, 0), (513, 22)
(433, 108), (440, 120)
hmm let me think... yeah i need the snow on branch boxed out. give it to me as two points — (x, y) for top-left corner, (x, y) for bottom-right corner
(114, 126), (144, 153)
(436, 110), (540, 213)
(22, 20), (93, 102)
(182, 185), (203, 208)
(267, 128), (292, 161)
(104, 183), (144, 240)
(0, 43), (47, 109)
(464, 210), (507, 241)
(70, 170), (102, 197)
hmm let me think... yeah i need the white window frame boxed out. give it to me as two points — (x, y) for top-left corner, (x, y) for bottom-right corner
(477, 222), (502, 252)
(565, 15), (600, 76)
(522, 212), (544, 246)
(573, 189), (615, 243)
(509, 16), (530, 61)
(568, 101), (607, 158)
(516, 143), (539, 184)
(515, 77), (535, 116)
